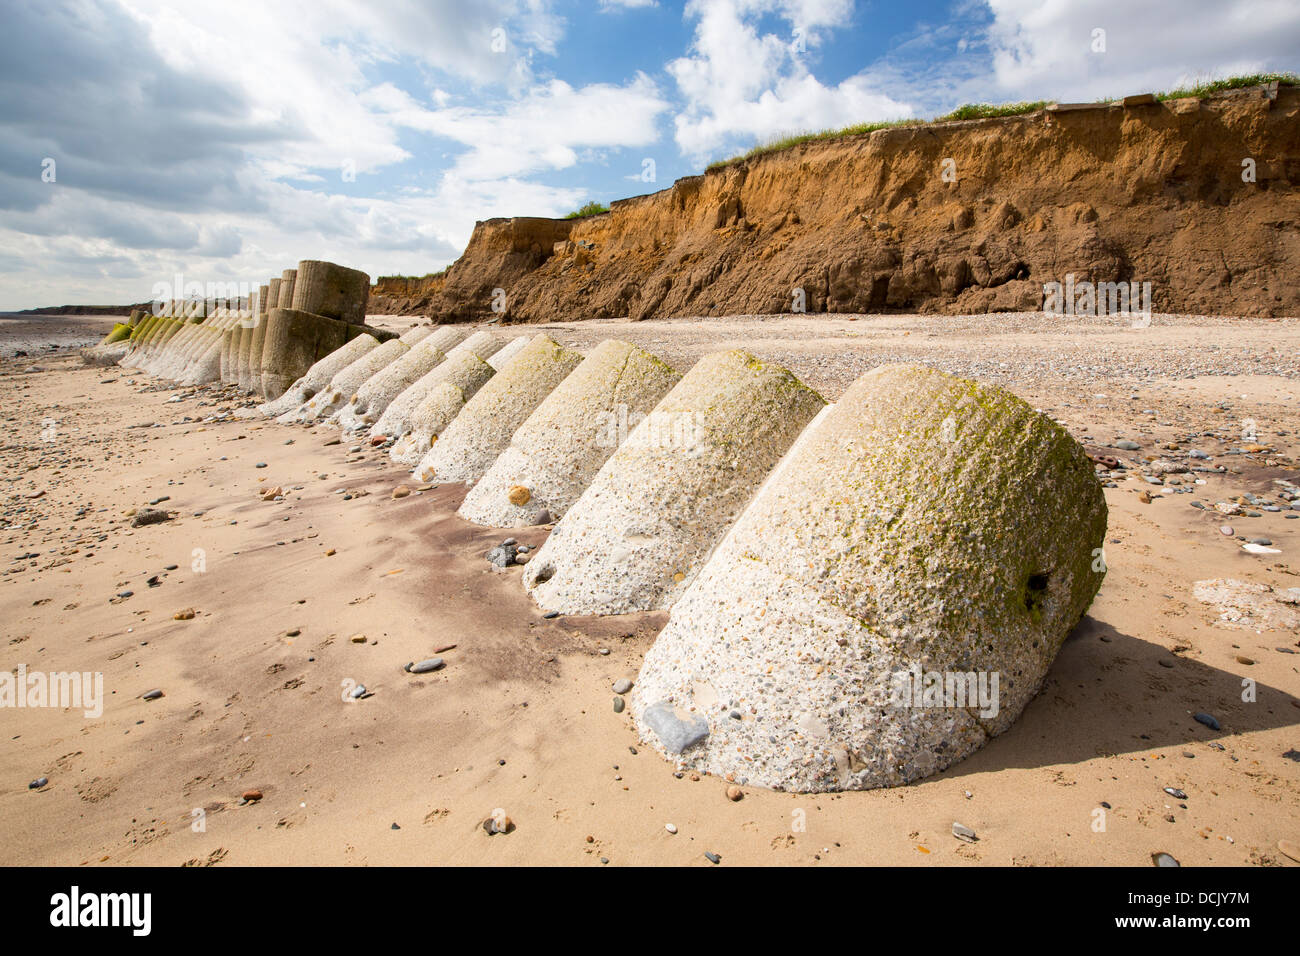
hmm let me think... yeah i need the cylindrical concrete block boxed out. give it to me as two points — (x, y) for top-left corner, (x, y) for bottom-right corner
(631, 363), (1109, 792)
(258, 333), (380, 417)
(291, 260), (370, 326)
(458, 340), (680, 528)
(522, 349), (825, 615)
(257, 285), (270, 316)
(414, 334), (583, 486)
(278, 269), (297, 309)
(258, 308), (348, 400)
(266, 278), (282, 316)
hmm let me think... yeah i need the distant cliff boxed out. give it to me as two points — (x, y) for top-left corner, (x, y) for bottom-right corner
(369, 83), (1300, 321)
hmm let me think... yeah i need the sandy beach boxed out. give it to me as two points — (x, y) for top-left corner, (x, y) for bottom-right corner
(1, 311), (1297, 867)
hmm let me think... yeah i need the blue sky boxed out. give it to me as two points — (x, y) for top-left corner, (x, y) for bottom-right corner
(2, 0), (1298, 310)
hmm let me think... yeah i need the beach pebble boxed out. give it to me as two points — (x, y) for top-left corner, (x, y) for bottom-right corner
(704, 851), (721, 864)
(1115, 440), (1140, 450)
(1193, 712), (1221, 731)
(726, 785), (743, 801)
(483, 808), (513, 835)
(173, 608), (195, 620)
(242, 789), (263, 802)
(613, 678), (633, 694)
(1219, 525), (1234, 536)
(665, 823), (677, 834)
(29, 777), (47, 790)
(1152, 852), (1180, 867)
(952, 822), (978, 843)
(141, 689), (163, 701)
(406, 658), (444, 674)
(613, 697), (625, 713)
(1163, 787), (1187, 800)
(349, 684), (367, 699)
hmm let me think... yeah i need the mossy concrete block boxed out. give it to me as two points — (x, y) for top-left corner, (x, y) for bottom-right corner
(259, 307), (348, 400)
(459, 339), (680, 528)
(372, 330), (503, 440)
(258, 333), (379, 417)
(631, 363), (1108, 792)
(388, 351), (497, 464)
(291, 260), (370, 325)
(279, 338), (409, 423)
(414, 334), (583, 486)
(103, 323), (131, 344)
(523, 349), (825, 615)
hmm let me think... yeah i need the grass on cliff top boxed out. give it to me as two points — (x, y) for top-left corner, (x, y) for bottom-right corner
(704, 73), (1298, 172)
(563, 201), (609, 219)
(376, 268), (448, 283)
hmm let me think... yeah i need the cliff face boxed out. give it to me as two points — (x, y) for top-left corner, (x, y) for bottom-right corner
(370, 85), (1300, 321)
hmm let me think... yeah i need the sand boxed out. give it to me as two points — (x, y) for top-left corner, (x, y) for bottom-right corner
(0, 311), (1297, 867)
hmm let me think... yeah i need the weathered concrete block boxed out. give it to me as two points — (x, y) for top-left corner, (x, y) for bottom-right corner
(388, 351), (497, 464)
(291, 260), (370, 325)
(458, 339), (679, 528)
(259, 307), (349, 400)
(414, 334), (583, 485)
(522, 349), (824, 615)
(631, 364), (1108, 792)
(371, 330), (503, 441)
(257, 333), (379, 417)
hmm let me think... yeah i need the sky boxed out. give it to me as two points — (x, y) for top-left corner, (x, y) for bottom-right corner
(1, 0), (1298, 310)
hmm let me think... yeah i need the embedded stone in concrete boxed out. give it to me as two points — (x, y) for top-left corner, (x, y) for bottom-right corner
(388, 351), (497, 464)
(371, 330), (503, 441)
(458, 339), (679, 528)
(257, 333), (379, 417)
(641, 702), (710, 754)
(521, 349), (825, 615)
(280, 337), (410, 423)
(630, 363), (1109, 793)
(258, 307), (349, 400)
(413, 334), (583, 485)
(331, 327), (467, 430)
(290, 260), (370, 325)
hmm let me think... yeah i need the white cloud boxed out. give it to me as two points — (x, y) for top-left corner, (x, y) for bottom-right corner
(366, 74), (670, 181)
(668, 0), (913, 159)
(984, 0), (1300, 102)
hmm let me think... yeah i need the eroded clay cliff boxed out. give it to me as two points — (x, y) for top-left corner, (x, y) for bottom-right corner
(370, 84), (1300, 321)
